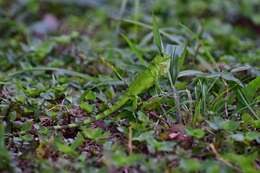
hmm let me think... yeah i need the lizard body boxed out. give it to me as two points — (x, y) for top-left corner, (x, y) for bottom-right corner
(54, 55), (170, 129)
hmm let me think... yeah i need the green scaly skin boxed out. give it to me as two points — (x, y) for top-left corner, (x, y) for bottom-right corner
(53, 55), (170, 130)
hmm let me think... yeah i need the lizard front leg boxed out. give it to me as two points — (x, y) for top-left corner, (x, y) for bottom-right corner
(131, 95), (139, 111)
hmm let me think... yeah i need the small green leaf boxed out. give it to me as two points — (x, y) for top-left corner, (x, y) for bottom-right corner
(110, 151), (143, 167)
(81, 128), (110, 141)
(180, 159), (201, 172)
(186, 128), (205, 139)
(21, 121), (33, 132)
(53, 31), (79, 44)
(141, 96), (164, 110)
(152, 141), (175, 152)
(242, 113), (254, 125)
(202, 160), (221, 173)
(133, 131), (175, 153)
(221, 120), (240, 131)
(71, 133), (85, 150)
(242, 76), (260, 101)
(245, 132), (260, 141)
(253, 120), (260, 128)
(33, 41), (55, 61)
(55, 141), (78, 157)
(137, 111), (150, 123)
(224, 153), (258, 173)
(8, 111), (17, 121)
(80, 102), (94, 113)
(84, 90), (96, 101)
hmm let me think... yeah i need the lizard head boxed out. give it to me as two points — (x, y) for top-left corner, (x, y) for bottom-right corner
(152, 54), (171, 75)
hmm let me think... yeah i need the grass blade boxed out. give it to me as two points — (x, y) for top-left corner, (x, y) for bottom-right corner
(152, 15), (163, 54)
(121, 34), (147, 66)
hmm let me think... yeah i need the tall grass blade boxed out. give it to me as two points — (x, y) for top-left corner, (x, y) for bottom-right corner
(152, 15), (163, 54)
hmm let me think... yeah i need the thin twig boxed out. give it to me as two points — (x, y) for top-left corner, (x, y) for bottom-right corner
(6, 67), (95, 81)
(209, 143), (242, 173)
(222, 79), (229, 119)
(128, 125), (133, 154)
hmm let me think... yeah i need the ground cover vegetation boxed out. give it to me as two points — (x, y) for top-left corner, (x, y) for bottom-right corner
(0, 0), (259, 172)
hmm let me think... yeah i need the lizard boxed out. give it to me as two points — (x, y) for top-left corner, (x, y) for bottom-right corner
(53, 54), (171, 130)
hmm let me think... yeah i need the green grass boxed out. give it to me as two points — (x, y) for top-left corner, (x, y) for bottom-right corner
(0, 0), (259, 173)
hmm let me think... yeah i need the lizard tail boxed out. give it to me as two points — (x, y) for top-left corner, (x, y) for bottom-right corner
(53, 96), (129, 130)
(95, 96), (129, 120)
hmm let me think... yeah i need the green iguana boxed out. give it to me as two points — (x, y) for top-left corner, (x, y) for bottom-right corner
(54, 54), (171, 129)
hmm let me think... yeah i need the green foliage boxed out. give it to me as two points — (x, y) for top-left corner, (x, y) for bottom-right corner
(152, 15), (163, 54)
(110, 151), (143, 167)
(80, 102), (94, 113)
(180, 159), (201, 172)
(81, 127), (110, 142)
(186, 128), (205, 139)
(133, 131), (175, 153)
(55, 140), (79, 157)
(121, 34), (146, 65)
(82, 90), (97, 101)
(224, 153), (259, 173)
(242, 76), (260, 101)
(0, 0), (259, 172)
(0, 125), (12, 171)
